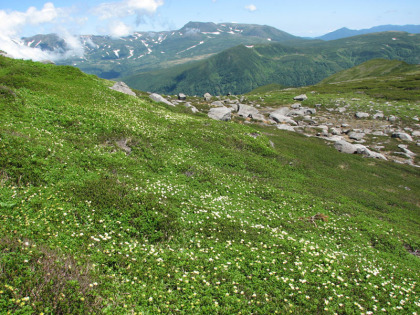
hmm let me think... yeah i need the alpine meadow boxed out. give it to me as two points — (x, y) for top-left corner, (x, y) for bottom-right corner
(0, 15), (420, 315)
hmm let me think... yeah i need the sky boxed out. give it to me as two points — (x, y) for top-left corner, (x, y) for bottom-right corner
(1, 0), (419, 60)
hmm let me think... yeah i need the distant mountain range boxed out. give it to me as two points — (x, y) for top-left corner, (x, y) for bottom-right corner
(16, 22), (420, 95)
(124, 32), (420, 95)
(317, 24), (420, 41)
(22, 22), (302, 79)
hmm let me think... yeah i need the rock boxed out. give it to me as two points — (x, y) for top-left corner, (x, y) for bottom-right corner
(110, 81), (136, 97)
(372, 131), (386, 136)
(293, 94), (307, 101)
(330, 127), (341, 136)
(271, 107), (290, 116)
(334, 140), (361, 154)
(204, 93), (212, 101)
(337, 107), (347, 113)
(208, 107), (231, 121)
(291, 103), (301, 109)
(237, 104), (259, 118)
(269, 113), (297, 126)
(348, 131), (365, 141)
(251, 113), (266, 121)
(211, 101), (225, 107)
(41, 60), (55, 64)
(184, 102), (199, 113)
(149, 93), (174, 106)
(304, 108), (316, 115)
(373, 112), (384, 119)
(277, 125), (295, 132)
(392, 132), (413, 142)
(356, 147), (387, 160)
(355, 112), (370, 119)
(388, 115), (398, 123)
(178, 93), (187, 100)
(334, 140), (386, 160)
(412, 131), (420, 137)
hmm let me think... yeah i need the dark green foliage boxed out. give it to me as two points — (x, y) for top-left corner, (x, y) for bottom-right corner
(124, 32), (420, 95)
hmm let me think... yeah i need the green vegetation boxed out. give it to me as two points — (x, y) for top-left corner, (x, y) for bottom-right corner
(0, 56), (419, 314)
(125, 32), (420, 95)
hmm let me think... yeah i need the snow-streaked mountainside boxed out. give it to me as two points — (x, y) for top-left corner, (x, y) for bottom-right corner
(21, 22), (301, 79)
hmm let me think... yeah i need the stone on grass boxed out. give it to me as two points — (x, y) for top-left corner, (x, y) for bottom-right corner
(392, 132), (413, 142)
(149, 93), (174, 106)
(208, 107), (231, 121)
(110, 81), (136, 97)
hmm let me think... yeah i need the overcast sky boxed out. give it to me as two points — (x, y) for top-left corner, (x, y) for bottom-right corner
(1, 0), (419, 60)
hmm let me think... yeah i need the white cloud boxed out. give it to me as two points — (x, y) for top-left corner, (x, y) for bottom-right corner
(108, 20), (133, 37)
(0, 3), (61, 37)
(93, 0), (164, 20)
(0, 3), (84, 61)
(245, 4), (257, 12)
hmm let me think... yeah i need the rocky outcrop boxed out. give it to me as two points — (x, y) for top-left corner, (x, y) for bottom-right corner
(208, 107), (231, 121)
(110, 81), (136, 97)
(293, 94), (307, 101)
(237, 104), (259, 118)
(392, 132), (413, 142)
(149, 93), (175, 106)
(334, 140), (386, 160)
(204, 93), (212, 101)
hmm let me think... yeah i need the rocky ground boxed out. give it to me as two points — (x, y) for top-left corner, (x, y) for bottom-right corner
(169, 92), (420, 168)
(111, 82), (420, 167)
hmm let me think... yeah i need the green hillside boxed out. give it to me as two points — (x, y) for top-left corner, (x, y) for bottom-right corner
(320, 58), (420, 83)
(0, 56), (419, 314)
(124, 32), (420, 95)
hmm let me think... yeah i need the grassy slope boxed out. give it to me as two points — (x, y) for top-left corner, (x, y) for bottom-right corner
(0, 56), (419, 314)
(124, 32), (420, 96)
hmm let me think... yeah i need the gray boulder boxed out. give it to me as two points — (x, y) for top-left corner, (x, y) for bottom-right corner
(373, 112), (384, 119)
(355, 112), (370, 119)
(208, 107), (231, 121)
(110, 81), (136, 97)
(204, 93), (212, 101)
(348, 131), (365, 141)
(293, 94), (307, 101)
(149, 93), (174, 106)
(237, 104), (259, 118)
(269, 113), (297, 125)
(178, 93), (187, 100)
(184, 102), (199, 113)
(334, 140), (386, 160)
(392, 132), (413, 142)
(270, 107), (290, 116)
(211, 101), (225, 107)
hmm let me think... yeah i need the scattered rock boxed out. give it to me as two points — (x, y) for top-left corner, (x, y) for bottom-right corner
(237, 104), (260, 118)
(211, 101), (225, 107)
(348, 131), (365, 141)
(291, 103), (301, 109)
(149, 93), (174, 106)
(110, 81), (136, 97)
(388, 115), (398, 123)
(334, 140), (386, 160)
(392, 132), (413, 142)
(293, 94), (308, 101)
(184, 102), (199, 113)
(269, 113), (297, 126)
(208, 107), (231, 121)
(412, 131), (420, 137)
(373, 112), (384, 119)
(178, 93), (187, 100)
(204, 93), (212, 101)
(355, 112), (370, 119)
